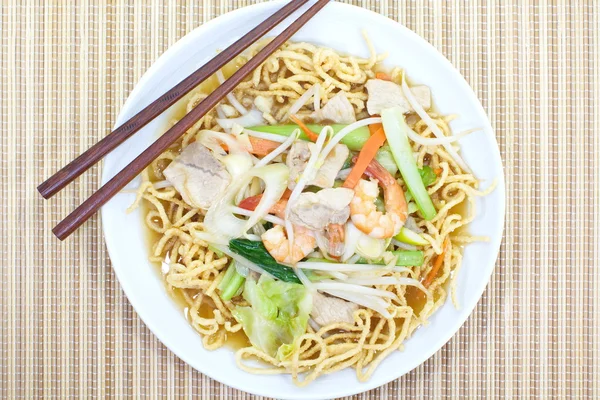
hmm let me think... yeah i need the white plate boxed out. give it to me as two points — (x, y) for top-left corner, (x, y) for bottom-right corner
(101, 1), (505, 398)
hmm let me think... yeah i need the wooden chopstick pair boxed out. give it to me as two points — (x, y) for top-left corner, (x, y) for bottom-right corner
(38, 0), (330, 240)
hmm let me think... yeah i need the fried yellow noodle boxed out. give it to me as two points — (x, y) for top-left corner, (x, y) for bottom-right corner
(128, 33), (493, 386)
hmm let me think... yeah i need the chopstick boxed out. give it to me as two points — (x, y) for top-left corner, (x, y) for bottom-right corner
(52, 0), (330, 240)
(37, 0), (310, 200)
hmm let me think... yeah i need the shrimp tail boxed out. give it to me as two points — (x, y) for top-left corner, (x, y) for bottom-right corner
(353, 157), (395, 185)
(326, 223), (345, 257)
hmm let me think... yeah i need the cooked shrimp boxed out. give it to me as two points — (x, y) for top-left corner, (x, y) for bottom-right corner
(262, 225), (316, 264)
(350, 159), (408, 239)
(325, 223), (345, 257)
(252, 199), (317, 264)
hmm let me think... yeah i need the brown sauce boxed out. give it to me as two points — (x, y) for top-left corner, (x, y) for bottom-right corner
(151, 255), (250, 350)
(405, 198), (470, 313)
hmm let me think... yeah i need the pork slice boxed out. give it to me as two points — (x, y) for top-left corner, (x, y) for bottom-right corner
(365, 79), (431, 115)
(163, 142), (231, 209)
(288, 188), (354, 231)
(286, 142), (349, 190)
(311, 92), (356, 124)
(311, 292), (358, 326)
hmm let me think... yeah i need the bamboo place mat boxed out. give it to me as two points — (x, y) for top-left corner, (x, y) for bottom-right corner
(1, 1), (599, 399)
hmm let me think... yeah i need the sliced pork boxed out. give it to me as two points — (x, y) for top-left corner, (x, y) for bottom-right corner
(312, 92), (356, 124)
(311, 292), (358, 326)
(288, 188), (354, 231)
(286, 142), (349, 190)
(163, 142), (231, 209)
(365, 79), (431, 115)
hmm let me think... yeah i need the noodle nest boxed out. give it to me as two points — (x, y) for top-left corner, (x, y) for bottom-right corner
(128, 33), (493, 385)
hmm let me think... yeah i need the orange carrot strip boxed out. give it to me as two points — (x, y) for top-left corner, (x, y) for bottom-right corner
(219, 136), (280, 157)
(238, 195), (262, 211)
(433, 167), (443, 175)
(368, 123), (382, 135)
(342, 124), (387, 189)
(238, 189), (292, 211)
(248, 136), (281, 156)
(375, 72), (392, 81)
(422, 237), (450, 288)
(290, 115), (319, 142)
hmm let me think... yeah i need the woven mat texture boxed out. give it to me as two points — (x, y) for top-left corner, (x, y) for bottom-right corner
(1, 1), (599, 398)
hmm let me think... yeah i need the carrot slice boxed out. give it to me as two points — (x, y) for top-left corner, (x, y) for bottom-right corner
(290, 115), (319, 142)
(238, 189), (292, 211)
(342, 124), (387, 189)
(248, 136), (281, 156)
(375, 72), (392, 81)
(433, 167), (443, 175)
(219, 136), (280, 156)
(368, 123), (381, 135)
(238, 195), (262, 211)
(422, 237), (450, 288)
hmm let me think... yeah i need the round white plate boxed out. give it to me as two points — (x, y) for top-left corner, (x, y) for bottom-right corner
(101, 1), (505, 398)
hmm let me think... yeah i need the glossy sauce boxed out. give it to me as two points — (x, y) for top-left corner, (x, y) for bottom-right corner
(404, 198), (470, 312)
(163, 280), (250, 350)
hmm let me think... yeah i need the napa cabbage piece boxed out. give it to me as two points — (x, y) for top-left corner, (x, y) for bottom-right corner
(233, 276), (312, 360)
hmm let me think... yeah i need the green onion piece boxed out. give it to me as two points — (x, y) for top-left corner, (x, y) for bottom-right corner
(407, 202), (419, 214)
(249, 124), (370, 151)
(301, 269), (331, 282)
(305, 258), (333, 263)
(389, 250), (424, 266)
(394, 227), (429, 246)
(375, 146), (399, 175)
(218, 261), (246, 301)
(209, 245), (225, 258)
(381, 107), (437, 220)
(357, 250), (424, 267)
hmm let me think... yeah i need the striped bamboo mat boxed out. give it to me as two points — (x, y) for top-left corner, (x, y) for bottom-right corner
(1, 1), (598, 398)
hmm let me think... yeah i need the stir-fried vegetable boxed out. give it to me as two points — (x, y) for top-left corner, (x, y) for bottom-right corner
(357, 250), (424, 267)
(289, 115), (319, 142)
(229, 239), (301, 283)
(209, 245), (225, 258)
(247, 136), (281, 156)
(422, 237), (450, 288)
(216, 109), (264, 130)
(232, 275), (312, 360)
(394, 227), (429, 246)
(374, 146), (398, 175)
(381, 107), (437, 220)
(238, 189), (291, 211)
(204, 163), (289, 240)
(343, 123), (387, 189)
(218, 261), (246, 301)
(419, 165), (437, 187)
(375, 72), (392, 81)
(249, 124), (370, 151)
